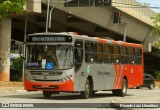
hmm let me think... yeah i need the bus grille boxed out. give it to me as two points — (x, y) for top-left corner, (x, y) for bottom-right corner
(32, 85), (59, 89)
(33, 79), (59, 82)
(30, 72), (63, 76)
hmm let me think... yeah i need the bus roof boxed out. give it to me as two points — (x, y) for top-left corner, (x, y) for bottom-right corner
(27, 32), (143, 48)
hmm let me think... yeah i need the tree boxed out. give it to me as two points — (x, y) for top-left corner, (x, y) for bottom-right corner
(0, 0), (25, 19)
(151, 13), (160, 49)
(151, 14), (160, 34)
(0, 0), (25, 81)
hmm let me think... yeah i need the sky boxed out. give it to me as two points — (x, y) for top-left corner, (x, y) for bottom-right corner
(137, 0), (160, 13)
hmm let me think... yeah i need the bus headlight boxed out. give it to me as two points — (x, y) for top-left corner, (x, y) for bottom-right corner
(24, 70), (32, 81)
(59, 76), (70, 82)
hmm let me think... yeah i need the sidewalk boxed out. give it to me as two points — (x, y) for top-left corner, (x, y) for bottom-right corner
(0, 81), (25, 94)
(0, 87), (26, 94)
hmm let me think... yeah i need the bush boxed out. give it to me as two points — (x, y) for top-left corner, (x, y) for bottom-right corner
(10, 57), (23, 81)
(154, 71), (160, 80)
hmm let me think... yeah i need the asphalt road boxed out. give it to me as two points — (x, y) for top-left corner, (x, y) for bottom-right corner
(0, 88), (159, 110)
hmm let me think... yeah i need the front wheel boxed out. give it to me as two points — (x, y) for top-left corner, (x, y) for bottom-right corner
(43, 91), (52, 98)
(81, 79), (90, 99)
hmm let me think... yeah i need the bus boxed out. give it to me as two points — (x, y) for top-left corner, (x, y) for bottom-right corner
(22, 32), (144, 99)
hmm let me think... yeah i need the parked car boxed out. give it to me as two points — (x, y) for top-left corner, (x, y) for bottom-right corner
(137, 73), (155, 90)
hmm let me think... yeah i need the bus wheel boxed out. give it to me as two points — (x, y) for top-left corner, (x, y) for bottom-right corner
(81, 79), (90, 99)
(43, 91), (52, 98)
(90, 91), (96, 96)
(120, 79), (127, 97)
(112, 79), (127, 97)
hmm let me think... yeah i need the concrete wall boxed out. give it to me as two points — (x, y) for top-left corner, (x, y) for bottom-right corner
(113, 0), (156, 25)
(24, 0), (42, 13)
(47, 0), (151, 42)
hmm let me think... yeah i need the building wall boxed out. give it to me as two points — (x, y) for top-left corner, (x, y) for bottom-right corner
(113, 0), (156, 25)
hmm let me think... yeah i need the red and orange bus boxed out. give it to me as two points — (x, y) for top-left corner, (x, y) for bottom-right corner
(22, 32), (144, 98)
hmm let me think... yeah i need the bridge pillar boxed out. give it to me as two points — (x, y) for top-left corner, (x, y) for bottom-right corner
(0, 18), (11, 81)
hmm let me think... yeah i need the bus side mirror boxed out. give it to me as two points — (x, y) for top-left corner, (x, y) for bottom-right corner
(19, 43), (25, 60)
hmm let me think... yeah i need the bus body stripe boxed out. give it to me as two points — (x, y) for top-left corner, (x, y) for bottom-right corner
(113, 65), (119, 89)
(113, 65), (117, 89)
(116, 65), (123, 89)
(115, 65), (120, 89)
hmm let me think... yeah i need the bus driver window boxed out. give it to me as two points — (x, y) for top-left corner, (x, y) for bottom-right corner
(46, 48), (58, 66)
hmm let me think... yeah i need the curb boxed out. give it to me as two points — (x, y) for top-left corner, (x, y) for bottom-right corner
(16, 90), (27, 93)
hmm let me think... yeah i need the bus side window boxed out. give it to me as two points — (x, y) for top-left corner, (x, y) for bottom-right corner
(135, 48), (142, 65)
(95, 43), (103, 63)
(103, 44), (112, 63)
(121, 46), (127, 64)
(85, 42), (94, 63)
(127, 47), (135, 64)
(112, 45), (120, 64)
(74, 41), (83, 72)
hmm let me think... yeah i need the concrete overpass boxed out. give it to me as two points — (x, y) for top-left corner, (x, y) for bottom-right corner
(0, 0), (160, 81)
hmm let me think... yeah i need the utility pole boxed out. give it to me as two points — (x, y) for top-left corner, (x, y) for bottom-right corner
(46, 0), (73, 31)
(122, 23), (127, 42)
(45, 0), (50, 33)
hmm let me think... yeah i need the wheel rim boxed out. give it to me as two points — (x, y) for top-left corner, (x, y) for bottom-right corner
(122, 81), (127, 94)
(85, 80), (90, 97)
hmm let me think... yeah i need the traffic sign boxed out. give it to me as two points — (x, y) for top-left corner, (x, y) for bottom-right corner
(46, 62), (54, 70)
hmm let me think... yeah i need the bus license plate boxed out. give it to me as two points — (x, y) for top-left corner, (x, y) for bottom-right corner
(41, 85), (49, 88)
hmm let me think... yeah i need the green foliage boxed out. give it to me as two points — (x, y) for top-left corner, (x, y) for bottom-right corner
(151, 14), (160, 48)
(11, 57), (23, 78)
(151, 14), (160, 34)
(154, 71), (160, 80)
(154, 42), (160, 48)
(0, 0), (25, 19)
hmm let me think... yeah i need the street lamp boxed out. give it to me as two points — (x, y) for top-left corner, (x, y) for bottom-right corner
(45, 0), (51, 33)
(45, 0), (73, 33)
(122, 23), (127, 42)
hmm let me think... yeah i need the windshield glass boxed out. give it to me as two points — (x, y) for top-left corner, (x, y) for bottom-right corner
(26, 45), (73, 70)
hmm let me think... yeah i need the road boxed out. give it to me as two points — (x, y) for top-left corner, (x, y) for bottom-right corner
(0, 88), (159, 110)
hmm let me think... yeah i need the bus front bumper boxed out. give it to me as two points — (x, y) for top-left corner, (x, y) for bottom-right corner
(24, 79), (74, 92)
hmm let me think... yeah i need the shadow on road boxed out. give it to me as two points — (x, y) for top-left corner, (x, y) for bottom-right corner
(0, 92), (133, 100)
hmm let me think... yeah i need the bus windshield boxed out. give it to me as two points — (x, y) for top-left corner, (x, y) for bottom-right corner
(26, 45), (73, 70)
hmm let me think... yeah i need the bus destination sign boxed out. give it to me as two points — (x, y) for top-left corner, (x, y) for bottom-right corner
(27, 35), (72, 42)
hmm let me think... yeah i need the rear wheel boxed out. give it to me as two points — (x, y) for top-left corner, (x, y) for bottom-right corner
(90, 91), (96, 96)
(81, 79), (90, 99)
(112, 79), (127, 97)
(121, 79), (127, 96)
